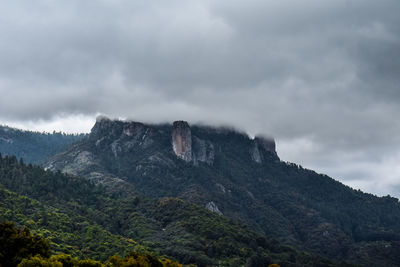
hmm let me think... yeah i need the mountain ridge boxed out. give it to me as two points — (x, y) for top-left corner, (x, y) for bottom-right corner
(0, 124), (85, 164)
(43, 117), (400, 266)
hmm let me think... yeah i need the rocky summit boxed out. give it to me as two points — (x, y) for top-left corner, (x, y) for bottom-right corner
(46, 117), (279, 195)
(45, 117), (400, 266)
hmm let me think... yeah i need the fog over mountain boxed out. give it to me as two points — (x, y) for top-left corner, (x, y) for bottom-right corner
(1, 0), (399, 196)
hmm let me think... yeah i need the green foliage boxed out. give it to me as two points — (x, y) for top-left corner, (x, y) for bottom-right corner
(18, 253), (181, 267)
(0, 153), (346, 266)
(0, 155), (142, 260)
(0, 222), (180, 267)
(0, 185), (140, 261)
(105, 251), (182, 267)
(0, 222), (50, 267)
(18, 252), (180, 267)
(18, 255), (63, 267)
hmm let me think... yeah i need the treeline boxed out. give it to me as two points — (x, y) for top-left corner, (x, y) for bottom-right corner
(0, 125), (85, 164)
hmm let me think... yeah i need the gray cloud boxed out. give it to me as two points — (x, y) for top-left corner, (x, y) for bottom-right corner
(1, 0), (400, 196)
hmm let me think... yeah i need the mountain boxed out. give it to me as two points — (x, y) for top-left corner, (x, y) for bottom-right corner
(0, 125), (85, 164)
(45, 117), (400, 266)
(0, 154), (344, 266)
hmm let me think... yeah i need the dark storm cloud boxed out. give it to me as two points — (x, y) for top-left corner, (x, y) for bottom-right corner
(1, 0), (400, 195)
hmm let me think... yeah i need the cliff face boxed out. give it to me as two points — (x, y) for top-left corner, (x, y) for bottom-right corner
(172, 121), (192, 162)
(250, 135), (278, 164)
(250, 142), (263, 163)
(192, 136), (214, 165)
(255, 136), (276, 155)
(171, 121), (215, 165)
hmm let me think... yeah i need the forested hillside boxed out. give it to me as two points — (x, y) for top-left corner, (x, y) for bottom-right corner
(0, 221), (181, 267)
(0, 154), (344, 266)
(0, 125), (85, 164)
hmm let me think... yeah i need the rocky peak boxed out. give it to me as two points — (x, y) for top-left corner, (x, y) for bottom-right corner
(122, 122), (145, 137)
(172, 121), (192, 162)
(205, 201), (223, 215)
(250, 135), (278, 163)
(90, 116), (115, 137)
(254, 136), (276, 154)
(91, 117), (147, 140)
(91, 117), (276, 166)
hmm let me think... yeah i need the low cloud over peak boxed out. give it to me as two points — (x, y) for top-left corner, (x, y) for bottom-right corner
(1, 0), (400, 196)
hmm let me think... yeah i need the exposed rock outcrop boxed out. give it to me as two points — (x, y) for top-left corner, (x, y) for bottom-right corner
(255, 136), (276, 154)
(250, 143), (263, 163)
(171, 121), (215, 165)
(250, 135), (278, 163)
(192, 136), (214, 165)
(91, 117), (155, 157)
(205, 201), (223, 215)
(91, 116), (115, 137)
(172, 121), (192, 162)
(122, 122), (145, 137)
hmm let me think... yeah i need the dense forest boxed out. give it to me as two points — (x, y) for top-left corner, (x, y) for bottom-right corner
(0, 125), (85, 164)
(0, 154), (348, 266)
(0, 222), (181, 266)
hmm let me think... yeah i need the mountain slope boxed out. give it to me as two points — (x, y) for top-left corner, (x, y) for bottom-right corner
(0, 221), (182, 267)
(0, 125), (85, 164)
(0, 154), (343, 266)
(46, 117), (400, 266)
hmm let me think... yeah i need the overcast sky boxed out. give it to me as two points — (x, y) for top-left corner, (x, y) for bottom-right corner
(1, 0), (400, 197)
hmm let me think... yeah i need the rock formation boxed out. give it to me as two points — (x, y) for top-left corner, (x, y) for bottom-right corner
(172, 121), (192, 162)
(205, 201), (223, 215)
(250, 135), (278, 163)
(250, 142), (263, 163)
(254, 136), (276, 154)
(91, 116), (114, 137)
(192, 136), (214, 165)
(172, 121), (215, 165)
